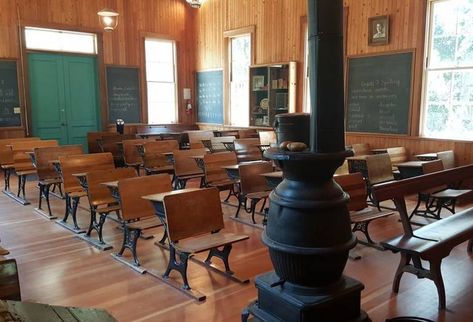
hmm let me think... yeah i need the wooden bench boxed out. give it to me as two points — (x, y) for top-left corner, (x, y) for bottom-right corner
(5, 140), (58, 205)
(371, 165), (473, 309)
(57, 153), (115, 233)
(143, 187), (249, 301)
(0, 138), (39, 192)
(335, 172), (395, 249)
(110, 174), (172, 273)
(33, 145), (83, 219)
(409, 160), (471, 222)
(77, 167), (136, 250)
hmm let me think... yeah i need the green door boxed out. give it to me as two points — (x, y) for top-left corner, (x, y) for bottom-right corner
(28, 53), (100, 150)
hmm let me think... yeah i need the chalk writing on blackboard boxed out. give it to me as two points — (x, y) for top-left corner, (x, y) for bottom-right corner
(197, 70), (224, 124)
(346, 52), (413, 135)
(106, 67), (141, 124)
(0, 61), (21, 127)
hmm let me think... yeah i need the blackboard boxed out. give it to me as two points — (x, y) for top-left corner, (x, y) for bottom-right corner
(0, 60), (21, 127)
(106, 66), (141, 124)
(197, 70), (224, 124)
(346, 52), (413, 134)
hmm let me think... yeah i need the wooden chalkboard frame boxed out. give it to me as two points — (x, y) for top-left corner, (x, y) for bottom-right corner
(105, 65), (142, 125)
(196, 68), (224, 125)
(345, 50), (415, 136)
(0, 59), (23, 129)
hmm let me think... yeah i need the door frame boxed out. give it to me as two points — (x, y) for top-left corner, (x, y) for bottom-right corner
(18, 22), (106, 136)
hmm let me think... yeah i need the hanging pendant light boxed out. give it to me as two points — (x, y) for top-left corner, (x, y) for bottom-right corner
(186, 0), (204, 9)
(97, 8), (119, 31)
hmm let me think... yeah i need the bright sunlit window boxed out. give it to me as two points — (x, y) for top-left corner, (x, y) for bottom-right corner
(145, 38), (178, 124)
(24, 27), (97, 54)
(229, 34), (251, 126)
(303, 25), (311, 114)
(422, 0), (473, 140)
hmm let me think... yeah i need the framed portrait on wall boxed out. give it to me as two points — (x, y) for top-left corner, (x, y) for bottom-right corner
(368, 15), (389, 46)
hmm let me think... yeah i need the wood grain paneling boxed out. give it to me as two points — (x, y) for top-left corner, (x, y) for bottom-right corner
(0, 0), (197, 138)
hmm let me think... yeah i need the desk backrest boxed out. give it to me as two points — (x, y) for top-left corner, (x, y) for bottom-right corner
(437, 150), (455, 169)
(59, 153), (114, 193)
(119, 174), (172, 221)
(186, 130), (214, 144)
(34, 145), (83, 181)
(259, 131), (276, 146)
(234, 138), (262, 163)
(335, 160), (349, 175)
(238, 129), (258, 139)
(365, 153), (394, 184)
(334, 172), (368, 211)
(239, 161), (273, 194)
(350, 143), (371, 156)
(173, 148), (207, 177)
(87, 132), (118, 153)
(122, 138), (154, 165)
(11, 140), (58, 171)
(0, 138), (40, 166)
(144, 140), (179, 154)
(386, 146), (408, 165)
(204, 152), (237, 184)
(86, 168), (136, 207)
(163, 187), (224, 242)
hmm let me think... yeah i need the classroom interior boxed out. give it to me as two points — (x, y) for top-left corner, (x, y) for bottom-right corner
(1, 0), (473, 321)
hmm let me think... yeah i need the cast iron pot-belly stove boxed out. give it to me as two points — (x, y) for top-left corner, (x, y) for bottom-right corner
(242, 0), (370, 321)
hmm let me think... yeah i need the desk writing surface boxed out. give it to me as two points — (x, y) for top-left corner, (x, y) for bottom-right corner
(142, 187), (201, 202)
(261, 171), (283, 179)
(395, 161), (428, 168)
(102, 180), (118, 188)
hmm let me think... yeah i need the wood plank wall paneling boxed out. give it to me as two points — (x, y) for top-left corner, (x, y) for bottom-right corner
(0, 0), (197, 139)
(195, 0), (473, 167)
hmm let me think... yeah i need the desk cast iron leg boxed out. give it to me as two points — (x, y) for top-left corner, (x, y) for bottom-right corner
(205, 244), (233, 275)
(393, 252), (411, 293)
(430, 259), (446, 309)
(164, 246), (191, 290)
(117, 225), (142, 266)
(71, 196), (81, 230)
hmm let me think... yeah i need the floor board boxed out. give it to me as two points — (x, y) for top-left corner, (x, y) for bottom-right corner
(1, 174), (473, 321)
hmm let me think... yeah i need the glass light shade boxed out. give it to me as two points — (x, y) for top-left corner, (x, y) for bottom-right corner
(97, 8), (119, 31)
(186, 0), (204, 8)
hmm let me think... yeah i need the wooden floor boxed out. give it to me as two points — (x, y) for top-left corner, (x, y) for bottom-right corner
(2, 174), (473, 321)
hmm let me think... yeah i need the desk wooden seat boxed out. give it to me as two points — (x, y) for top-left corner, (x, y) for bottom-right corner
(335, 172), (394, 248)
(372, 164), (473, 309)
(5, 140), (58, 205)
(235, 161), (273, 225)
(142, 140), (178, 175)
(172, 148), (207, 189)
(203, 151), (238, 202)
(33, 145), (83, 219)
(110, 174), (172, 273)
(57, 153), (114, 233)
(145, 187), (249, 301)
(76, 168), (136, 250)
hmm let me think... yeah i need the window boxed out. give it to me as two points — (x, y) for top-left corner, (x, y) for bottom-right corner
(24, 27), (97, 54)
(229, 35), (251, 126)
(422, 0), (473, 140)
(145, 38), (177, 124)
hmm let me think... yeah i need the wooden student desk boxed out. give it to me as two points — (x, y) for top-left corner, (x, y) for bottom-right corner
(222, 161), (266, 181)
(415, 152), (438, 161)
(395, 160), (430, 179)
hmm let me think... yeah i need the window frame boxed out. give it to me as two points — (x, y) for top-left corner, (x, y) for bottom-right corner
(420, 0), (473, 140)
(143, 37), (178, 125)
(223, 26), (255, 126)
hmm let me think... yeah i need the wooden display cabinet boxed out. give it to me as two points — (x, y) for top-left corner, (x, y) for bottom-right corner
(249, 62), (296, 127)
